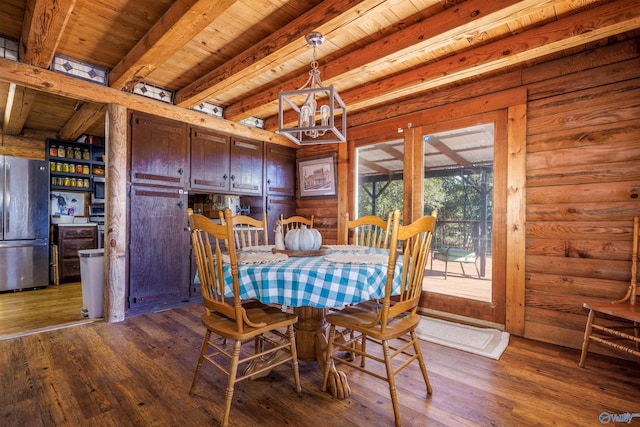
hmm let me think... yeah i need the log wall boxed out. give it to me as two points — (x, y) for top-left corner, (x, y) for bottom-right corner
(523, 38), (640, 349)
(296, 36), (640, 350)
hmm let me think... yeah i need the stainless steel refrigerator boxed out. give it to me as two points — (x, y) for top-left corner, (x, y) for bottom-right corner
(0, 156), (49, 291)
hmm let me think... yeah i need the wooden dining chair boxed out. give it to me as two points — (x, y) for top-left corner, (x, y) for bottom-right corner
(280, 214), (314, 237)
(219, 211), (269, 249)
(579, 215), (640, 367)
(189, 209), (301, 427)
(344, 211), (393, 248)
(322, 209), (437, 427)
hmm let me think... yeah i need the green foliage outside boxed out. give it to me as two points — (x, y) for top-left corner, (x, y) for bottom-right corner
(357, 172), (493, 251)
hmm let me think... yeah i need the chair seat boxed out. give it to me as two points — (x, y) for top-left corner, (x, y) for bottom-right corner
(583, 301), (640, 323)
(202, 307), (298, 341)
(434, 248), (476, 262)
(326, 303), (420, 340)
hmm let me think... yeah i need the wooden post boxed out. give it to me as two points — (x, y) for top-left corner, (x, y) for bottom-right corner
(105, 104), (127, 322)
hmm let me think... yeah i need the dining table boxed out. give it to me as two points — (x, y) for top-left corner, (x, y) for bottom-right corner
(222, 244), (401, 399)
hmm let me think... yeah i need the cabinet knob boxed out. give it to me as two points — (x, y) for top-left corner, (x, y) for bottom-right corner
(267, 178), (271, 185)
(223, 174), (228, 181)
(230, 175), (236, 181)
(178, 167), (184, 175)
(177, 201), (184, 209)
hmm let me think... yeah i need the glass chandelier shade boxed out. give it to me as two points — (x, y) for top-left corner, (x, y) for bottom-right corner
(278, 33), (346, 145)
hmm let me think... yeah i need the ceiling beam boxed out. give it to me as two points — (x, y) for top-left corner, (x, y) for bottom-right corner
(359, 158), (391, 175)
(378, 144), (404, 161)
(2, 84), (37, 135)
(224, 0), (551, 121)
(173, 0), (367, 108)
(57, 102), (106, 141)
(20, 0), (76, 68)
(428, 137), (472, 167)
(109, 0), (237, 91)
(265, 0), (640, 130)
(0, 58), (293, 146)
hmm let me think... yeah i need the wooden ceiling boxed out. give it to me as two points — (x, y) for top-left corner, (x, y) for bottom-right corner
(0, 0), (639, 149)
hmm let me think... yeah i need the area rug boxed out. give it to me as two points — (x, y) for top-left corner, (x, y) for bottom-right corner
(415, 317), (509, 360)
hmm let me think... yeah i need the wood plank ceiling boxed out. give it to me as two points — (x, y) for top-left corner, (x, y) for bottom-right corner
(0, 0), (639, 175)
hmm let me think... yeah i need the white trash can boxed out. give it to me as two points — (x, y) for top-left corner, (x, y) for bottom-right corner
(78, 249), (104, 318)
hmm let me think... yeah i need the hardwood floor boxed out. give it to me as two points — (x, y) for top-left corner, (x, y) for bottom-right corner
(0, 302), (637, 426)
(0, 282), (98, 340)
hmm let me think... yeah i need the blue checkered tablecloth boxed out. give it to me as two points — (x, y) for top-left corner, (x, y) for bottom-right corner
(223, 248), (401, 309)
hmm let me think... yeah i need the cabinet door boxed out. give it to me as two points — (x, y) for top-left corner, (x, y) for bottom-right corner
(190, 127), (230, 192)
(266, 196), (296, 244)
(130, 112), (188, 187)
(229, 138), (263, 195)
(129, 186), (190, 309)
(266, 144), (295, 197)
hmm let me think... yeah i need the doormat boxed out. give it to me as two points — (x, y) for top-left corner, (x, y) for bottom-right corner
(415, 317), (509, 360)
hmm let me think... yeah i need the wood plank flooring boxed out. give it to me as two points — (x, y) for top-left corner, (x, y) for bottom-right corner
(0, 301), (638, 426)
(0, 283), (97, 341)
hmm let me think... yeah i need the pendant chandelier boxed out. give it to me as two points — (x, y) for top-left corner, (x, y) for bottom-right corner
(278, 32), (346, 145)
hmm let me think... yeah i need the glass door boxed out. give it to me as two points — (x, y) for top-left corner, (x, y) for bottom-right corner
(418, 113), (507, 326)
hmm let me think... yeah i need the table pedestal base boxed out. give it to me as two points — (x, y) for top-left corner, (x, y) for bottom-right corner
(244, 306), (352, 399)
(294, 306), (351, 399)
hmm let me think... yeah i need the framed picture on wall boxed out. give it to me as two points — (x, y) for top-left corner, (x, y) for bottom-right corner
(297, 154), (337, 199)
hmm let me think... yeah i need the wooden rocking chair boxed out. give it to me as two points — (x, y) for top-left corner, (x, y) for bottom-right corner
(579, 216), (640, 367)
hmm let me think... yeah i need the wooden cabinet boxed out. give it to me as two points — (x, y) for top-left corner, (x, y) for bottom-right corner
(265, 144), (297, 235)
(229, 137), (263, 195)
(190, 127), (230, 192)
(130, 111), (188, 188)
(265, 143), (296, 197)
(128, 185), (190, 312)
(51, 225), (98, 284)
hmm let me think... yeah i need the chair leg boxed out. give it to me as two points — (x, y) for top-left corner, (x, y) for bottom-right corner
(321, 325), (337, 391)
(287, 325), (302, 393)
(190, 329), (211, 394)
(382, 340), (402, 427)
(411, 330), (432, 394)
(635, 321), (640, 363)
(444, 252), (449, 279)
(222, 340), (242, 427)
(579, 309), (596, 368)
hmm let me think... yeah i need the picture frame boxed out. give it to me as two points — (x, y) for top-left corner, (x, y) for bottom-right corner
(297, 154), (337, 199)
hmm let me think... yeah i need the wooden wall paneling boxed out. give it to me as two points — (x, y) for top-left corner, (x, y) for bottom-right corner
(505, 103), (527, 335)
(524, 58), (640, 347)
(347, 70), (523, 130)
(105, 104), (127, 323)
(527, 78), (640, 136)
(491, 109), (509, 326)
(526, 237), (633, 262)
(525, 272), (629, 300)
(404, 126), (423, 225)
(348, 87), (527, 143)
(522, 38), (640, 97)
(296, 144), (340, 245)
(337, 140), (349, 244)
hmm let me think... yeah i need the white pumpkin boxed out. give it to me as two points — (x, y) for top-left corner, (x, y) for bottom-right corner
(284, 225), (322, 251)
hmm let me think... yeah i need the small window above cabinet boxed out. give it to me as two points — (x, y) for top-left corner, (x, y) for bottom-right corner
(47, 138), (105, 191)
